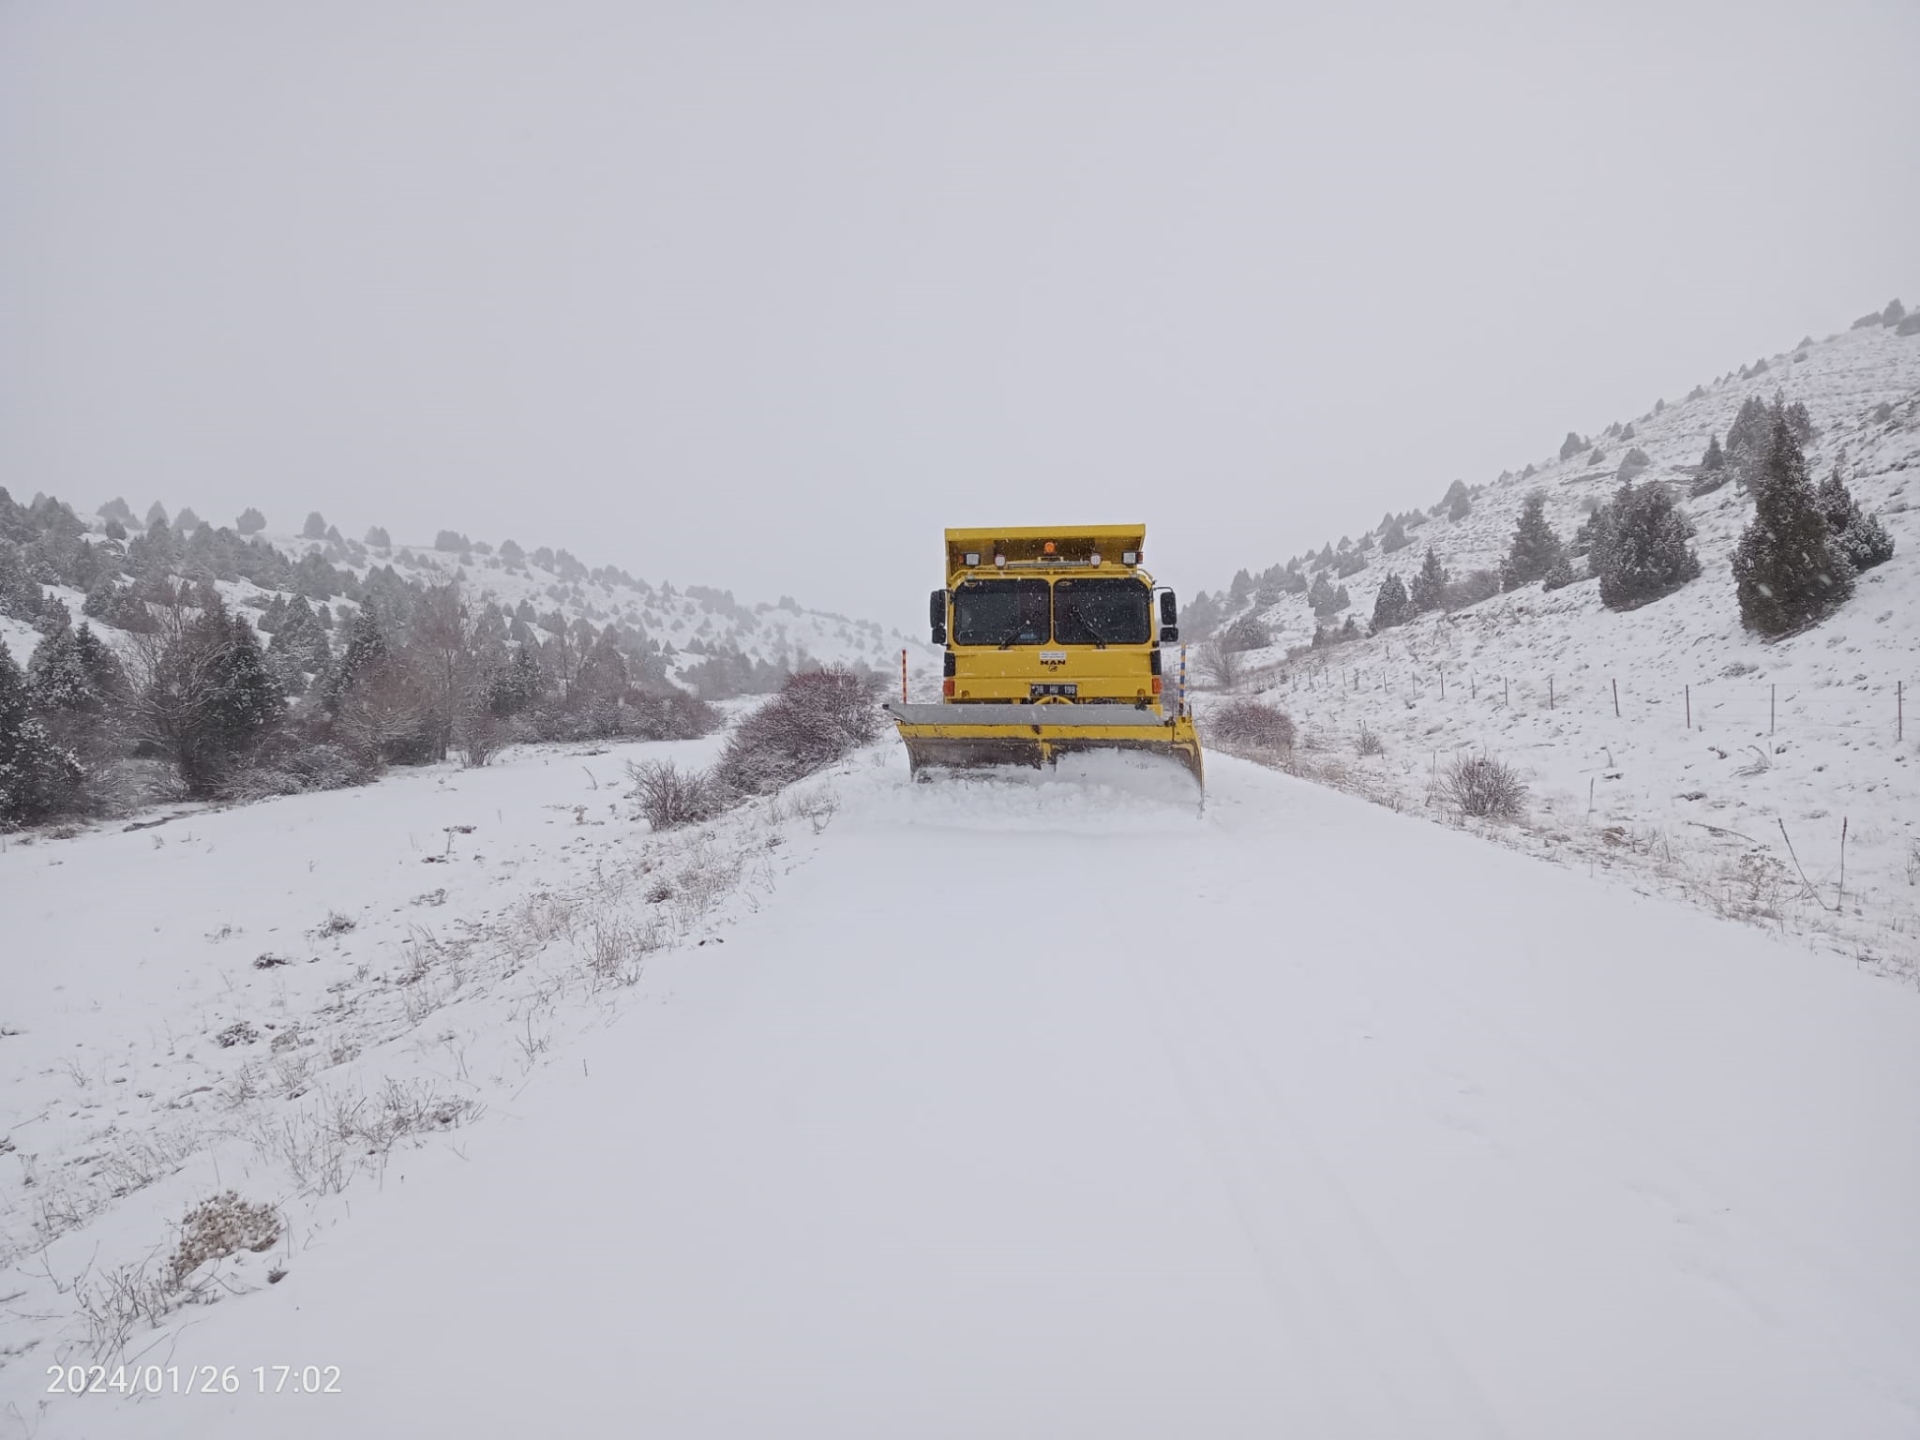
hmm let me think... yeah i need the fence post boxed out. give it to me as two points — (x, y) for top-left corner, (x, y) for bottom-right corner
(1686, 683), (1691, 730)
(900, 649), (908, 703)
(1504, 677), (1509, 706)
(1549, 676), (1554, 711)
(1612, 678), (1619, 718)
(1899, 680), (1904, 742)
(1771, 683), (1775, 736)
(1439, 671), (1445, 699)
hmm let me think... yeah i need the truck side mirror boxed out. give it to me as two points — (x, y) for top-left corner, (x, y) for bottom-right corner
(1159, 626), (1179, 643)
(929, 590), (947, 645)
(1158, 590), (1177, 626)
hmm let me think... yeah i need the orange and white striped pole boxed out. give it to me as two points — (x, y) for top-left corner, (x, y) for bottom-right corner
(900, 649), (908, 702)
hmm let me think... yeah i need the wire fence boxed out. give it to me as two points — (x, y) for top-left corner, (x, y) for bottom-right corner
(1277, 663), (1912, 743)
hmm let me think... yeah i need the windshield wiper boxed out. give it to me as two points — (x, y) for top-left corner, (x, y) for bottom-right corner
(1060, 599), (1111, 648)
(998, 623), (1036, 650)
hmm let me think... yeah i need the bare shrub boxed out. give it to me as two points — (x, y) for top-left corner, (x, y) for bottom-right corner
(215, 1020), (259, 1048)
(712, 667), (881, 797)
(1207, 699), (1296, 753)
(1196, 639), (1242, 691)
(77, 1259), (179, 1360)
(168, 1191), (281, 1285)
(1438, 753), (1527, 819)
(628, 760), (725, 831)
(1356, 722), (1385, 756)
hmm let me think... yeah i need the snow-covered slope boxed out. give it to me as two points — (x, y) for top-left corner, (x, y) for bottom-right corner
(2, 520), (927, 695)
(1195, 318), (1920, 970)
(4, 751), (1917, 1437)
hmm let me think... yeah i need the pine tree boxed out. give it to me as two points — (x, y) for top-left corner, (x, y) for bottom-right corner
(1307, 571), (1336, 615)
(324, 607), (392, 711)
(1734, 415), (1852, 634)
(1814, 465), (1895, 573)
(236, 507), (266, 535)
(1228, 568), (1253, 601)
(1559, 431), (1586, 462)
(26, 623), (92, 712)
(1380, 519), (1409, 554)
(1500, 491), (1566, 590)
(1594, 481), (1701, 610)
(1725, 395), (1773, 488)
(0, 643), (81, 826)
(1371, 574), (1411, 630)
(1541, 551), (1576, 591)
(1691, 433), (1729, 495)
(302, 511), (328, 540)
(1409, 548), (1447, 613)
(205, 611), (283, 756)
(269, 595), (333, 681)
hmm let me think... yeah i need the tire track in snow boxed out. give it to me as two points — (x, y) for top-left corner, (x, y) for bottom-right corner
(1123, 943), (1513, 1440)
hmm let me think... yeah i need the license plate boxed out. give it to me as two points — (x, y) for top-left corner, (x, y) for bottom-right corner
(1030, 683), (1078, 698)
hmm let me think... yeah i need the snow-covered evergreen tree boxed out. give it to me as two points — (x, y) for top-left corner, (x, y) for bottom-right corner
(1307, 571), (1336, 615)
(1814, 464), (1895, 573)
(302, 511), (328, 540)
(0, 643), (81, 826)
(1734, 415), (1853, 634)
(1371, 574), (1411, 630)
(1409, 548), (1447, 613)
(1380, 519), (1409, 554)
(1367, 576), (1413, 629)
(1593, 481), (1700, 610)
(1691, 433), (1729, 495)
(236, 507), (266, 535)
(1500, 491), (1566, 590)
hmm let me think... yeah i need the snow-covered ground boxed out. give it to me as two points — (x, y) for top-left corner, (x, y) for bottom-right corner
(1196, 321), (1920, 971)
(5, 746), (1917, 1438)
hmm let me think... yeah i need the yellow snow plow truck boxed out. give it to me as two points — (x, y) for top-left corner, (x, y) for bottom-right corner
(886, 525), (1203, 786)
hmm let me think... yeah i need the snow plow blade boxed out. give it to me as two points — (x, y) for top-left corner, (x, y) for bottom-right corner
(886, 703), (1204, 788)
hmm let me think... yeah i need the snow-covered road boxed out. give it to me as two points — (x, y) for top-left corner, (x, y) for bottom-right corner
(15, 750), (1920, 1438)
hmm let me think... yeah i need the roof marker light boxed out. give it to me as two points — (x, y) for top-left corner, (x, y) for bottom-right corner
(994, 554), (1006, 567)
(1122, 550), (1138, 565)
(1089, 552), (1102, 566)
(963, 552), (980, 566)
(1043, 541), (1056, 554)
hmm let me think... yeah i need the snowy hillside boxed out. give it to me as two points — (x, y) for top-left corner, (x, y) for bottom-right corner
(1191, 311), (1920, 973)
(4, 750), (1917, 1437)
(3, 517), (924, 694)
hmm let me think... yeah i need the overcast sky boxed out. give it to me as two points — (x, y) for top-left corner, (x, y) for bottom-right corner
(3, 1), (1915, 621)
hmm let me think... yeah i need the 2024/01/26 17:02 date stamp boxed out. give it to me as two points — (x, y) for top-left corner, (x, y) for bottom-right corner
(48, 1364), (342, 1395)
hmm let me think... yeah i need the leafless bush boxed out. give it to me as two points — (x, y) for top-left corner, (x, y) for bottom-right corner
(168, 1191), (281, 1285)
(712, 667), (881, 797)
(582, 915), (657, 984)
(628, 759), (725, 831)
(1356, 722), (1385, 756)
(1438, 752), (1527, 819)
(1207, 699), (1296, 753)
(1906, 839), (1920, 887)
(1196, 639), (1242, 691)
(331, 1079), (482, 1155)
(77, 1258), (179, 1360)
(215, 1020), (259, 1048)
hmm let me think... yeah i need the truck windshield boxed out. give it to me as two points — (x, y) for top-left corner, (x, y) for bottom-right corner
(952, 579), (1051, 646)
(1052, 579), (1151, 646)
